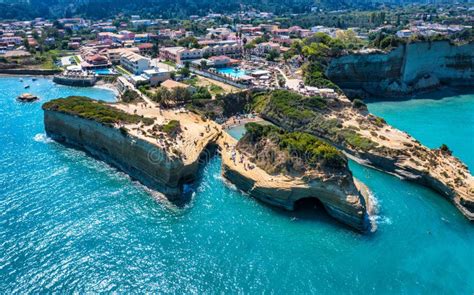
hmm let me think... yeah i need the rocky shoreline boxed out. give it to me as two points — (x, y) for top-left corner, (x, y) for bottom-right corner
(44, 110), (197, 198)
(219, 131), (374, 231)
(42, 96), (375, 231)
(255, 90), (474, 221)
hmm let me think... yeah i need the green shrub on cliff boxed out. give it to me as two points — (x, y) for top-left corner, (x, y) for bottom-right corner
(160, 120), (181, 137)
(42, 96), (154, 126)
(244, 123), (346, 169)
(253, 90), (379, 152)
(264, 90), (315, 122)
(121, 90), (140, 103)
(352, 99), (367, 109)
(338, 129), (378, 151)
(302, 62), (341, 92)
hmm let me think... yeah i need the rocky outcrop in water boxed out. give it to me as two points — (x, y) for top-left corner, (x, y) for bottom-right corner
(219, 128), (373, 232)
(326, 41), (474, 98)
(44, 110), (199, 198)
(43, 96), (375, 232)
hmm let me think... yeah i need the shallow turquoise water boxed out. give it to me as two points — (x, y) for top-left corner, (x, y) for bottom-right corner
(1, 78), (473, 293)
(217, 67), (247, 78)
(367, 90), (474, 167)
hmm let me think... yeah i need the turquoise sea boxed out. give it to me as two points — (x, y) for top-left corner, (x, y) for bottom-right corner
(1, 78), (473, 293)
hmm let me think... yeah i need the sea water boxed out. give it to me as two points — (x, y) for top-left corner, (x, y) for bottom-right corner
(1, 78), (473, 293)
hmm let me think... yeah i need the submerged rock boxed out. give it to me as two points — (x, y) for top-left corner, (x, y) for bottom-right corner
(17, 93), (39, 102)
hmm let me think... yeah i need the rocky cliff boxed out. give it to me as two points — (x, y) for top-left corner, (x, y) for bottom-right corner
(326, 41), (474, 97)
(42, 96), (376, 232)
(44, 110), (199, 198)
(219, 130), (373, 232)
(42, 97), (222, 201)
(255, 90), (474, 221)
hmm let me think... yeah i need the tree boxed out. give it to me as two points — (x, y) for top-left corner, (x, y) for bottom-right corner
(177, 36), (200, 49)
(290, 40), (303, 56)
(192, 87), (212, 100)
(121, 90), (139, 102)
(244, 43), (255, 50)
(23, 37), (30, 51)
(302, 42), (330, 62)
(152, 87), (172, 106)
(178, 66), (190, 78)
(172, 87), (192, 104)
(151, 42), (159, 58)
(266, 49), (280, 61)
(335, 29), (360, 48)
(200, 59), (208, 69)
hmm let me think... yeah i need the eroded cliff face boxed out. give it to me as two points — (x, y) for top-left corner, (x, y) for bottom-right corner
(219, 133), (373, 232)
(44, 110), (198, 199)
(326, 41), (474, 97)
(44, 107), (373, 231)
(258, 92), (474, 221)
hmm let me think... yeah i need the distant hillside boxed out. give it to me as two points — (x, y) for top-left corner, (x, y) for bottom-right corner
(0, 0), (467, 20)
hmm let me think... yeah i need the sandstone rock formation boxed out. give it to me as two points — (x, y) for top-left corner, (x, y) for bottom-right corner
(326, 41), (474, 97)
(256, 90), (474, 221)
(219, 127), (374, 231)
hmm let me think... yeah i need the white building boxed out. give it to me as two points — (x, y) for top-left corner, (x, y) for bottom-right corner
(142, 68), (171, 86)
(396, 29), (413, 38)
(160, 44), (242, 65)
(120, 52), (150, 74)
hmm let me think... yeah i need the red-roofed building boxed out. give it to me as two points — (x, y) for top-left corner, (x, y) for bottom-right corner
(138, 43), (153, 55)
(208, 55), (232, 67)
(85, 54), (109, 65)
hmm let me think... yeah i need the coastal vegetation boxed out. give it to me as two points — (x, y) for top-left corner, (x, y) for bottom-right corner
(42, 96), (154, 126)
(149, 87), (193, 106)
(186, 91), (254, 119)
(121, 89), (140, 103)
(283, 33), (353, 90)
(241, 122), (347, 172)
(252, 90), (379, 152)
(159, 120), (181, 137)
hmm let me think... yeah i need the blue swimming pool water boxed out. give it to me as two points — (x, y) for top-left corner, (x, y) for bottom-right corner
(1, 79), (473, 293)
(217, 67), (247, 78)
(92, 68), (114, 75)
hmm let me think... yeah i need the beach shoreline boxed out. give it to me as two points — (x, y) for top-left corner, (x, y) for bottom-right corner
(94, 80), (120, 97)
(222, 115), (265, 130)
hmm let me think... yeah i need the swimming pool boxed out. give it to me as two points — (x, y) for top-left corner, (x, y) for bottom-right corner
(217, 67), (247, 78)
(92, 68), (115, 75)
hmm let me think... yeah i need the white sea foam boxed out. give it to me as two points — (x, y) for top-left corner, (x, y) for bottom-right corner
(367, 191), (393, 231)
(51, 166), (69, 177)
(33, 133), (53, 143)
